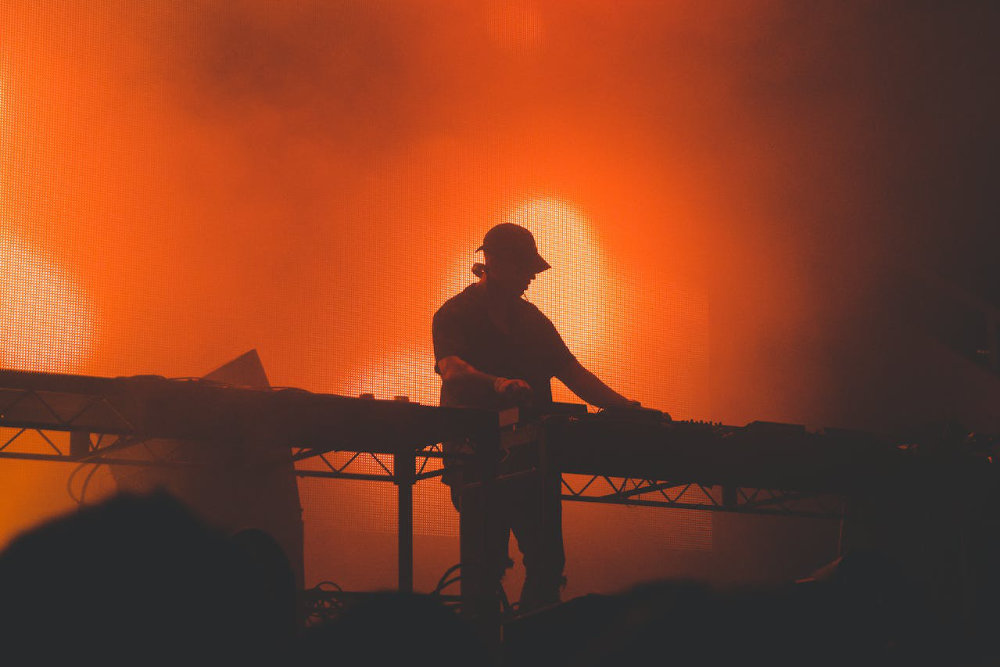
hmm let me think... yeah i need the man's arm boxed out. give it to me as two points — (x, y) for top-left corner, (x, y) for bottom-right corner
(437, 355), (533, 403)
(556, 357), (637, 409)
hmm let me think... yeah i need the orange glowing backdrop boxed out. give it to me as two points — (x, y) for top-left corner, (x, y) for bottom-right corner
(1, 0), (901, 594)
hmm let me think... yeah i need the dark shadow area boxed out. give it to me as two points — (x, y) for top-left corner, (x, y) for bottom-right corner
(505, 556), (965, 667)
(298, 592), (491, 667)
(1, 492), (994, 666)
(0, 492), (297, 665)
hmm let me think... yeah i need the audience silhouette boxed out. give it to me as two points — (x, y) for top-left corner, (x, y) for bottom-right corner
(0, 494), (979, 666)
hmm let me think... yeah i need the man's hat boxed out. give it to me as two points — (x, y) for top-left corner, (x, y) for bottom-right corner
(477, 223), (551, 273)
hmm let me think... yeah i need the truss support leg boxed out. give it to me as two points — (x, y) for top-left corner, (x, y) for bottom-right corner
(459, 431), (503, 647)
(394, 448), (416, 594)
(723, 485), (737, 510)
(70, 431), (91, 457)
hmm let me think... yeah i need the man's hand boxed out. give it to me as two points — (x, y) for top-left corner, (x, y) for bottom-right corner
(557, 358), (637, 410)
(493, 377), (533, 403)
(438, 356), (535, 405)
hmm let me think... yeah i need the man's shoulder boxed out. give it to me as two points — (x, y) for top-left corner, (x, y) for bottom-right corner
(434, 284), (482, 319)
(515, 297), (553, 326)
(516, 297), (545, 315)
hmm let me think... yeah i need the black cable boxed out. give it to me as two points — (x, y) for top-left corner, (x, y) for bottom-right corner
(432, 563), (463, 596)
(78, 462), (102, 505)
(66, 461), (89, 505)
(66, 461), (103, 506)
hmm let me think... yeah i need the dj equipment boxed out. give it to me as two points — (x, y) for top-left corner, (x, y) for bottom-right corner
(490, 404), (997, 514)
(540, 412), (902, 493)
(455, 404), (1000, 641)
(0, 368), (495, 455)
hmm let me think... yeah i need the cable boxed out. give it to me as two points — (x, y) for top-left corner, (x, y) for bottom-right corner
(78, 462), (103, 505)
(66, 461), (104, 506)
(432, 563), (463, 596)
(65, 461), (88, 505)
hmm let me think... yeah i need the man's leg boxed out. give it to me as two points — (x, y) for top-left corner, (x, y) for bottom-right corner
(452, 484), (513, 618)
(510, 472), (565, 612)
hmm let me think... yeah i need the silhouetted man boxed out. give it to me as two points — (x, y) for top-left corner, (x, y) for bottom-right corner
(433, 223), (637, 612)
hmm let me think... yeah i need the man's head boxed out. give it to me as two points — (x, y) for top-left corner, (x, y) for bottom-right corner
(477, 223), (550, 298)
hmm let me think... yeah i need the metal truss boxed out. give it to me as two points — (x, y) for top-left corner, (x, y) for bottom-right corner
(0, 383), (134, 434)
(0, 423), (843, 521)
(0, 380), (168, 468)
(0, 425), (448, 487)
(560, 474), (844, 519)
(0, 374), (461, 490)
(0, 415), (450, 594)
(0, 426), (185, 468)
(290, 444), (446, 483)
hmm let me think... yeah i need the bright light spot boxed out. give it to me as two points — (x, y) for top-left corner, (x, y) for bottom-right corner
(0, 233), (97, 372)
(500, 197), (612, 361)
(0, 74), (96, 372)
(0, 75), (5, 196)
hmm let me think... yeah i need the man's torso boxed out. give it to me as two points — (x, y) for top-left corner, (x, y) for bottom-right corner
(432, 282), (575, 483)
